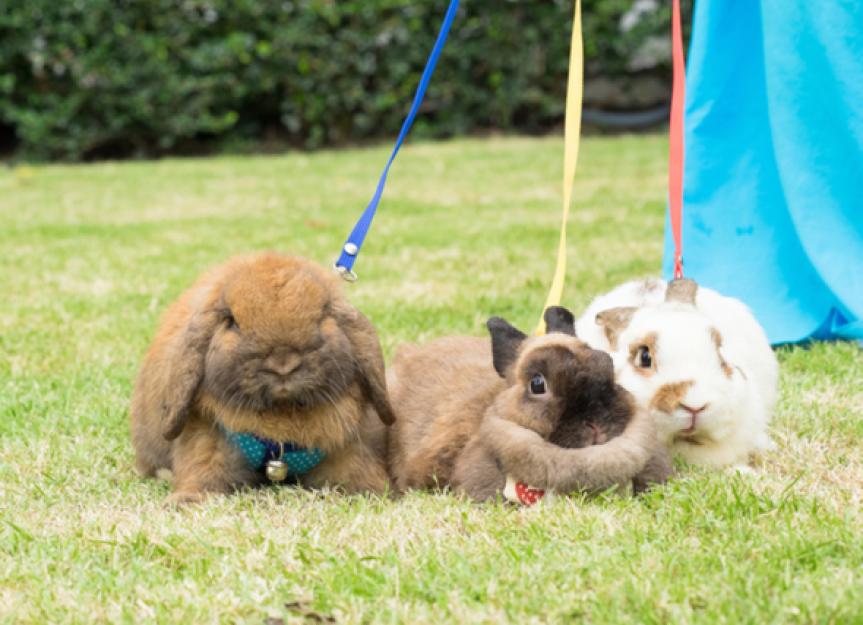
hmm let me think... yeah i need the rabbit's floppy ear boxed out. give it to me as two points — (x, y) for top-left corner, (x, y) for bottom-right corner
(160, 307), (221, 440)
(331, 302), (396, 426)
(487, 317), (527, 377)
(666, 278), (698, 304)
(543, 306), (576, 336)
(595, 306), (637, 349)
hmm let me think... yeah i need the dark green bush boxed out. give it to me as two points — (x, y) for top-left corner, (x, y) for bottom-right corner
(0, 0), (682, 161)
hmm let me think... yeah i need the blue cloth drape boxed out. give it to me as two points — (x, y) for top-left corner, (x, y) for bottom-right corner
(662, 0), (863, 344)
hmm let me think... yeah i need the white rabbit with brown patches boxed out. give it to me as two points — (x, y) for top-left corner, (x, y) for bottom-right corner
(575, 278), (778, 468)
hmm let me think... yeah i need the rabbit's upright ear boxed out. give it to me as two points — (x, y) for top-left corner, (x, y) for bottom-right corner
(543, 306), (576, 336)
(332, 303), (396, 426)
(666, 278), (698, 304)
(160, 308), (221, 440)
(487, 317), (527, 377)
(595, 307), (637, 349)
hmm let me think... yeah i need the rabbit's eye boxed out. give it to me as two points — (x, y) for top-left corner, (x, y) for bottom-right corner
(636, 345), (652, 368)
(226, 314), (240, 332)
(529, 373), (547, 395)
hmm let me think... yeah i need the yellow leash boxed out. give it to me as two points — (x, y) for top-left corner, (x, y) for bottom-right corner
(536, 0), (583, 335)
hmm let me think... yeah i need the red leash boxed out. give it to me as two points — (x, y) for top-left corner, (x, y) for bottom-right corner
(669, 0), (686, 280)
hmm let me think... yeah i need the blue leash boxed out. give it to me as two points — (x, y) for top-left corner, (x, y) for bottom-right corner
(334, 0), (461, 280)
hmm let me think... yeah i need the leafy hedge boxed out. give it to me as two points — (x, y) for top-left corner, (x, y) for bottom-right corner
(0, 0), (680, 161)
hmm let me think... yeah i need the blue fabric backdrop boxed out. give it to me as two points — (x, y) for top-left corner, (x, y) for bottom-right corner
(662, 0), (863, 344)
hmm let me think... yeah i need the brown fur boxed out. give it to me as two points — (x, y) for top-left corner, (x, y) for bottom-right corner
(595, 306), (637, 349)
(665, 278), (698, 304)
(130, 253), (394, 504)
(388, 310), (669, 501)
(649, 380), (695, 414)
(710, 327), (734, 378)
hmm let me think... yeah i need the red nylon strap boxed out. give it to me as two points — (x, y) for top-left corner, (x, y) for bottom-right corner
(669, 0), (686, 280)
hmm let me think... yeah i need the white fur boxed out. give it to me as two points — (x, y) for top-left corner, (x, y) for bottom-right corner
(575, 278), (778, 467)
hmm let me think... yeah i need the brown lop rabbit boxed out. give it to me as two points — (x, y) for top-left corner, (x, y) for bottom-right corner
(388, 307), (670, 502)
(130, 253), (395, 504)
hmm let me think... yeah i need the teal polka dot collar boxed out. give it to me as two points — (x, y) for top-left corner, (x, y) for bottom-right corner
(223, 428), (325, 479)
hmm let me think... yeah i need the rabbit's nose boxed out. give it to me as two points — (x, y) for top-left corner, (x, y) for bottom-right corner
(264, 352), (303, 377)
(680, 403), (708, 416)
(679, 403), (707, 433)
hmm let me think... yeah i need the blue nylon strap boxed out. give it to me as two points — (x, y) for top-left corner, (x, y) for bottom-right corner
(334, 0), (461, 278)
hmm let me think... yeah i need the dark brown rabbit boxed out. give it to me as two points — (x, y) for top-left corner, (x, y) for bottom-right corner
(388, 307), (669, 501)
(130, 253), (395, 504)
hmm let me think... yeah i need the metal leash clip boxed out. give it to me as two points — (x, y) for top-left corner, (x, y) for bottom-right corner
(333, 242), (359, 282)
(333, 262), (358, 282)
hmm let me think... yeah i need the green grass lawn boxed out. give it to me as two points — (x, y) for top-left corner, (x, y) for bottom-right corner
(1, 135), (861, 625)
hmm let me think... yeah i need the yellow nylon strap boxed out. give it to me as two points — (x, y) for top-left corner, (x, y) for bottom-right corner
(536, 0), (583, 335)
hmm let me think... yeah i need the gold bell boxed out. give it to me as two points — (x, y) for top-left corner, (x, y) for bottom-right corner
(265, 459), (289, 482)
